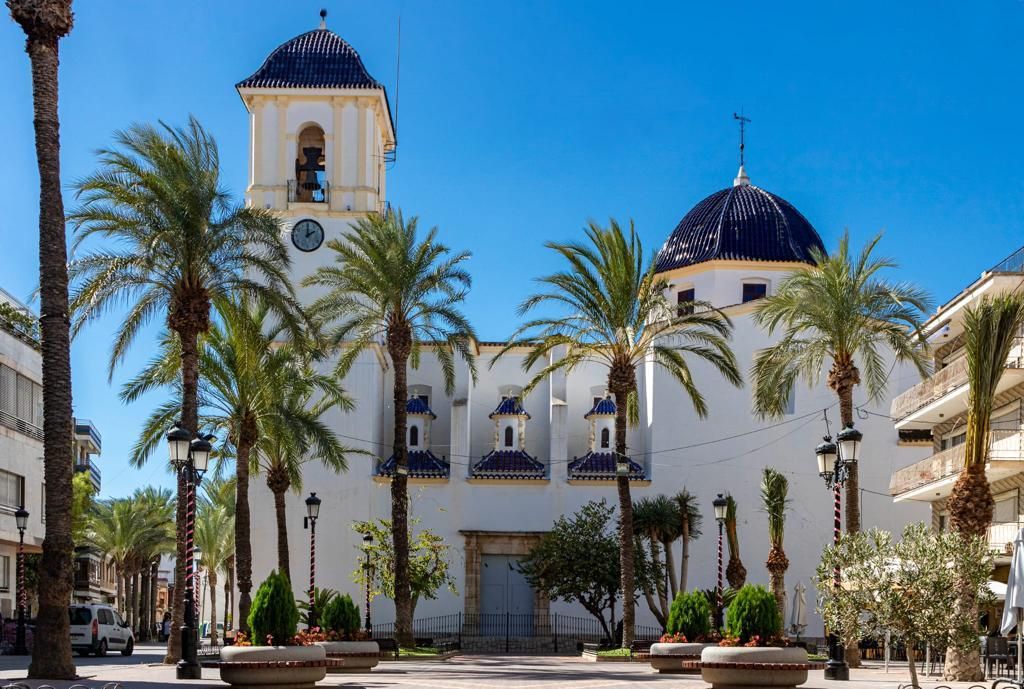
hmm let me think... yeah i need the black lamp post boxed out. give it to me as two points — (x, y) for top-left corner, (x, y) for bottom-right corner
(14, 506), (28, 655)
(712, 493), (728, 629)
(816, 422), (862, 682)
(304, 492), (321, 630)
(167, 423), (211, 681)
(362, 533), (373, 634)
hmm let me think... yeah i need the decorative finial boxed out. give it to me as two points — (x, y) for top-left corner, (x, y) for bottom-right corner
(319, 8), (327, 29)
(732, 111), (752, 186)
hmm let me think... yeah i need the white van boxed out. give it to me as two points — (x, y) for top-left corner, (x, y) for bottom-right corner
(69, 604), (134, 656)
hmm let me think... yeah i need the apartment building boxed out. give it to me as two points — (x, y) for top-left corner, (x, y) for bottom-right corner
(889, 247), (1024, 571)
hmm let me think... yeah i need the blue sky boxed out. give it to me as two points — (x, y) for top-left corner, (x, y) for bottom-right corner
(1, 1), (1022, 499)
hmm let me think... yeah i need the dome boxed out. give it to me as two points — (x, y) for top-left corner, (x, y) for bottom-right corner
(237, 27), (384, 90)
(655, 168), (825, 273)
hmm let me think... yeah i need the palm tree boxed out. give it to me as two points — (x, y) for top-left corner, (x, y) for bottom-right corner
(203, 476), (237, 632)
(68, 118), (300, 660)
(86, 499), (135, 614)
(673, 489), (702, 593)
(8, 0), (75, 678)
(253, 363), (356, 581)
(724, 495), (746, 589)
(751, 232), (930, 534)
(304, 209), (477, 645)
(945, 293), (1024, 682)
(497, 219), (741, 646)
(132, 487), (175, 641)
(632, 496), (679, 626)
(760, 468), (790, 625)
(194, 501), (233, 646)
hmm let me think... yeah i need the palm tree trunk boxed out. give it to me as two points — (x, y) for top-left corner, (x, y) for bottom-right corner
(235, 415), (256, 634)
(649, 539), (668, 620)
(224, 558), (233, 631)
(131, 569), (140, 634)
(680, 520), (690, 593)
(610, 377), (635, 648)
(150, 560), (159, 639)
(11, 0), (76, 677)
(387, 331), (414, 647)
(662, 537), (677, 599)
(141, 567), (150, 641)
(272, 487), (290, 582)
(834, 378), (862, 667)
(116, 572), (124, 614)
(208, 570), (219, 646)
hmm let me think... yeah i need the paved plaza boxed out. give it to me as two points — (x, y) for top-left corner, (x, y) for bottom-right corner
(0, 647), (999, 689)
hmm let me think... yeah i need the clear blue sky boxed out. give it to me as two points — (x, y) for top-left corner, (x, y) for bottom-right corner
(2, 1), (1022, 499)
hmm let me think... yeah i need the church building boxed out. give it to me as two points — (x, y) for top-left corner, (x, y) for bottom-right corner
(237, 15), (929, 638)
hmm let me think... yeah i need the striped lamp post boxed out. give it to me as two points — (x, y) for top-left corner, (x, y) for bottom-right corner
(712, 494), (728, 630)
(305, 493), (321, 630)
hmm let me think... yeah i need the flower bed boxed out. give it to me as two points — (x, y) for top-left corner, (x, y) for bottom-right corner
(218, 644), (330, 689)
(695, 646), (818, 689)
(318, 640), (380, 672)
(649, 642), (716, 673)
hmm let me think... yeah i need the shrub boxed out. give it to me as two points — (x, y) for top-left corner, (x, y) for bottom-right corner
(724, 584), (780, 644)
(666, 590), (712, 640)
(248, 570), (300, 646)
(321, 593), (361, 640)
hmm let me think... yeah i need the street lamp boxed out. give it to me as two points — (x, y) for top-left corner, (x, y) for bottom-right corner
(362, 533), (374, 634)
(14, 506), (28, 655)
(815, 422), (862, 682)
(305, 492), (321, 629)
(167, 424), (211, 680)
(712, 494), (728, 629)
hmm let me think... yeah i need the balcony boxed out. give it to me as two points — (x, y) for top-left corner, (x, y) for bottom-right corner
(74, 418), (102, 454)
(890, 430), (1024, 500)
(989, 521), (1022, 555)
(287, 179), (330, 204)
(890, 342), (1024, 429)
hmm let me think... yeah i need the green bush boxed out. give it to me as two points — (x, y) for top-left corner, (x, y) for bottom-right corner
(248, 570), (300, 646)
(321, 593), (361, 639)
(665, 590), (711, 640)
(725, 584), (780, 643)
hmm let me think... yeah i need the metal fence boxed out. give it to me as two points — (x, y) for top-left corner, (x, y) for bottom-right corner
(371, 612), (662, 654)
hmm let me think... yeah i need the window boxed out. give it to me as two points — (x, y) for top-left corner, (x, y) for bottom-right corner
(0, 364), (43, 433)
(994, 492), (1018, 524)
(504, 426), (514, 448)
(677, 288), (695, 316)
(40, 483), (45, 523)
(409, 425), (419, 448)
(69, 607), (92, 625)
(937, 513), (947, 532)
(99, 608), (114, 625)
(941, 431), (966, 451)
(113, 610), (125, 627)
(0, 470), (24, 509)
(600, 428), (610, 449)
(742, 282), (768, 303)
(0, 555), (9, 592)
(293, 124), (327, 203)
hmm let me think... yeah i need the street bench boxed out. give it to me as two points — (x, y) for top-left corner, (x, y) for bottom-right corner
(376, 638), (400, 659)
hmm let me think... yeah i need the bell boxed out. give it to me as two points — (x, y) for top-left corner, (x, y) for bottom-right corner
(297, 146), (325, 192)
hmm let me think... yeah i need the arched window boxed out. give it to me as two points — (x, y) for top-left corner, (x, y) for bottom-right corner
(409, 425), (419, 447)
(293, 124), (327, 203)
(600, 428), (610, 449)
(504, 426), (514, 448)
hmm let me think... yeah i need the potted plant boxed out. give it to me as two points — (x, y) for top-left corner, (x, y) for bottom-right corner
(700, 584), (811, 689)
(651, 590), (718, 673)
(317, 593), (379, 672)
(219, 571), (329, 688)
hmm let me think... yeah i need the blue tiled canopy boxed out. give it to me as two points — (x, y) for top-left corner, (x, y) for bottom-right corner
(568, 452), (645, 481)
(378, 450), (449, 479)
(472, 450), (546, 480)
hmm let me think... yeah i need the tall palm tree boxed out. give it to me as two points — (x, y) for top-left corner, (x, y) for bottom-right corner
(68, 118), (300, 660)
(120, 302), (309, 640)
(673, 489), (702, 593)
(724, 495), (746, 589)
(632, 496), (679, 626)
(86, 499), (136, 614)
(945, 293), (1024, 682)
(304, 209), (477, 645)
(194, 501), (233, 646)
(497, 219), (741, 646)
(253, 364), (356, 581)
(752, 232), (930, 534)
(203, 476), (237, 631)
(8, 0), (75, 678)
(131, 487), (175, 641)
(760, 468), (790, 625)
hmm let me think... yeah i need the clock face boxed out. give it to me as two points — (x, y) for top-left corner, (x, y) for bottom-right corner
(291, 219), (324, 252)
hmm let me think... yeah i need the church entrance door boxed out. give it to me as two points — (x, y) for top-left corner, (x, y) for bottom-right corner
(480, 554), (533, 636)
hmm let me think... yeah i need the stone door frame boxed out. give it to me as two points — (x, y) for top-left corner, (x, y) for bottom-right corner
(460, 530), (549, 620)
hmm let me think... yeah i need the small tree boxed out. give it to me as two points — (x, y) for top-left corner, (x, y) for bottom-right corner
(321, 594), (361, 640)
(248, 571), (299, 646)
(817, 524), (993, 689)
(352, 518), (456, 621)
(665, 591), (712, 641)
(725, 585), (780, 644)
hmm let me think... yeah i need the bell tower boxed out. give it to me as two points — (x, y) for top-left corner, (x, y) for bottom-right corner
(236, 11), (396, 281)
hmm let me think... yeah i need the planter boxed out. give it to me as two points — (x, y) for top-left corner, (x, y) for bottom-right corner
(317, 640), (380, 673)
(649, 642), (715, 673)
(700, 646), (811, 689)
(219, 644), (328, 689)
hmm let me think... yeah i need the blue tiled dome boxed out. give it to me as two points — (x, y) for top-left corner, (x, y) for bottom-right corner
(585, 397), (616, 418)
(655, 172), (825, 272)
(237, 28), (384, 90)
(406, 397), (436, 418)
(489, 397), (530, 418)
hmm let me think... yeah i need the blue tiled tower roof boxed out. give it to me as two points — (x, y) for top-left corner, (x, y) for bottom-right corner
(489, 397), (530, 419)
(237, 28), (384, 90)
(655, 176), (824, 272)
(378, 450), (449, 479)
(568, 452), (645, 481)
(406, 397), (436, 418)
(471, 450), (546, 480)
(584, 397), (617, 418)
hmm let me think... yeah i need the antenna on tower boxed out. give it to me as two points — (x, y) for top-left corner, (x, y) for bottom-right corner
(385, 15), (401, 167)
(733, 112), (749, 168)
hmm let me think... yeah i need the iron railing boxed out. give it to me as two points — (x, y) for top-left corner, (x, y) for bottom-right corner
(0, 409), (42, 442)
(287, 179), (330, 204)
(889, 430), (1023, 496)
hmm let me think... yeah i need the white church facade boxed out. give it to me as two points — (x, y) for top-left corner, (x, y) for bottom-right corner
(237, 16), (930, 637)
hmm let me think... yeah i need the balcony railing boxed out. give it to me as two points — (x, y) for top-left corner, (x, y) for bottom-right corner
(989, 522), (1022, 554)
(0, 408), (42, 442)
(890, 341), (1024, 421)
(889, 430), (1023, 496)
(287, 179), (330, 204)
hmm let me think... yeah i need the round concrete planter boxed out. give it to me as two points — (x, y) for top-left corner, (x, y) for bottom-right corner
(649, 642), (715, 673)
(219, 644), (327, 689)
(318, 640), (379, 672)
(700, 646), (810, 689)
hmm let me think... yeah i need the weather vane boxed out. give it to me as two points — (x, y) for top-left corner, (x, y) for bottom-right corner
(733, 111), (751, 167)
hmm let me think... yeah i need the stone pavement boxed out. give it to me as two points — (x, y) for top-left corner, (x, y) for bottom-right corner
(0, 648), (1004, 689)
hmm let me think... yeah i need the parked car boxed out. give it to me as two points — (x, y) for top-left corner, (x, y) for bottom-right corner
(69, 604), (134, 657)
(201, 621), (225, 644)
